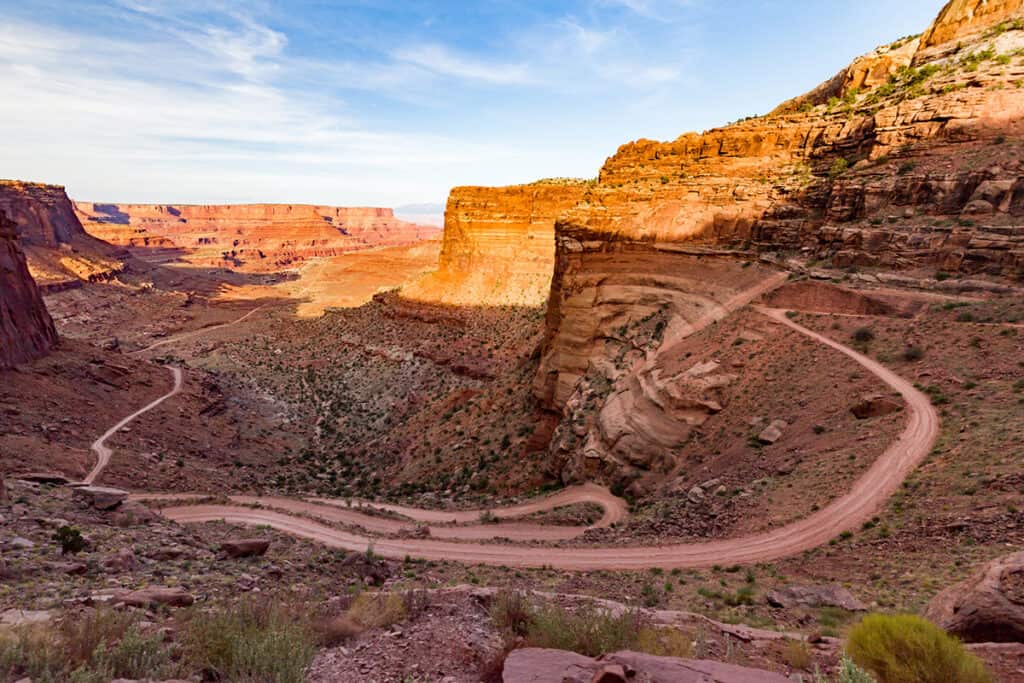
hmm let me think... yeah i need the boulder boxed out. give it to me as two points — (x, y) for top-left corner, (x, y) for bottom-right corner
(766, 584), (866, 611)
(0, 609), (53, 626)
(851, 394), (903, 419)
(924, 551), (1024, 643)
(71, 485), (129, 511)
(16, 472), (70, 485)
(103, 548), (137, 573)
(120, 586), (195, 608)
(757, 420), (787, 445)
(220, 538), (271, 558)
(502, 649), (791, 682)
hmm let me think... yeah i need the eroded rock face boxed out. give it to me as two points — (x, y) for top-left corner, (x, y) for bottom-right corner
(925, 551), (1024, 642)
(0, 209), (58, 369)
(403, 182), (587, 306)
(920, 0), (1024, 51)
(0, 180), (123, 286)
(502, 648), (791, 683)
(528, 1), (1024, 485)
(74, 202), (440, 273)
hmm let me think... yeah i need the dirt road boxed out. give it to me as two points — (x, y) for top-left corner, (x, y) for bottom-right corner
(135, 484), (623, 542)
(153, 306), (940, 569)
(130, 305), (266, 355)
(84, 366), (183, 485)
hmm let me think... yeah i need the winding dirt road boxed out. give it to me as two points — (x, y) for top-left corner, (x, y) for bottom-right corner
(84, 366), (183, 485)
(130, 305), (267, 356)
(144, 306), (940, 569)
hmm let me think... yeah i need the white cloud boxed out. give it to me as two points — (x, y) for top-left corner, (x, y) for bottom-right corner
(392, 44), (534, 85)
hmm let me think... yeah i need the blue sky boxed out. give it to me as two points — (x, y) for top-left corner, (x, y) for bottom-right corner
(0, 0), (941, 214)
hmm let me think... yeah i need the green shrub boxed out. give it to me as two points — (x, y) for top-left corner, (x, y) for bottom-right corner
(852, 327), (875, 344)
(53, 525), (86, 555)
(526, 603), (643, 657)
(846, 614), (991, 683)
(181, 598), (317, 683)
(0, 608), (178, 683)
(830, 158), (850, 179)
(490, 590), (533, 637)
(347, 591), (407, 629)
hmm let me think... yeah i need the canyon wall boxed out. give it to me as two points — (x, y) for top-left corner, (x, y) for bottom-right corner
(402, 182), (588, 306)
(75, 202), (440, 273)
(530, 0), (1024, 486)
(0, 181), (123, 288)
(0, 209), (58, 368)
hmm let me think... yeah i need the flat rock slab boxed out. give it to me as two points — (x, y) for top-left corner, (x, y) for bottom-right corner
(766, 584), (866, 611)
(120, 586), (194, 608)
(503, 648), (791, 682)
(16, 472), (71, 485)
(1, 609), (53, 626)
(72, 485), (129, 510)
(221, 538), (271, 558)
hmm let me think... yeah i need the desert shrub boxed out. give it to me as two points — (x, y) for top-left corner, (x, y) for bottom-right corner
(852, 327), (875, 343)
(798, 655), (876, 682)
(347, 591), (407, 629)
(490, 590), (533, 637)
(846, 614), (991, 683)
(312, 614), (363, 646)
(784, 638), (813, 670)
(635, 626), (693, 657)
(0, 609), (178, 683)
(525, 603), (643, 657)
(181, 598), (317, 683)
(53, 525), (86, 555)
(830, 158), (850, 179)
(902, 346), (924, 362)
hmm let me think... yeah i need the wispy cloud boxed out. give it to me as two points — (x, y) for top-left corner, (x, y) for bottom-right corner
(392, 44), (534, 85)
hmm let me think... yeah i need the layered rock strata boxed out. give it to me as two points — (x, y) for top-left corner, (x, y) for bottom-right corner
(0, 209), (58, 368)
(0, 181), (122, 286)
(532, 0), (1024, 484)
(402, 181), (588, 306)
(75, 202), (439, 273)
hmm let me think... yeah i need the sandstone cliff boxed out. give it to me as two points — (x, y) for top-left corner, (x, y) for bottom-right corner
(0, 181), (123, 288)
(0, 209), (58, 368)
(75, 202), (440, 273)
(530, 0), (1024, 486)
(402, 181), (588, 306)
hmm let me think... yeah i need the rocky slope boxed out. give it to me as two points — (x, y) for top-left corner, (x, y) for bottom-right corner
(0, 209), (58, 368)
(0, 181), (123, 288)
(402, 181), (588, 306)
(75, 202), (440, 273)
(524, 0), (1024, 486)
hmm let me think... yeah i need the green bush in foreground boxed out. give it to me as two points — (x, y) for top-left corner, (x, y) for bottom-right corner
(181, 598), (317, 683)
(846, 614), (991, 683)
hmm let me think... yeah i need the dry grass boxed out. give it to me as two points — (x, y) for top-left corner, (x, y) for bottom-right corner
(346, 591), (408, 630)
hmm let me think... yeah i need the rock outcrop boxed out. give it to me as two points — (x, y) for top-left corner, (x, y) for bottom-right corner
(75, 202), (440, 273)
(0, 180), (123, 288)
(0, 209), (58, 368)
(925, 551), (1024, 642)
(402, 181), (588, 306)
(920, 0), (1024, 51)
(527, 0), (1024, 484)
(502, 648), (790, 683)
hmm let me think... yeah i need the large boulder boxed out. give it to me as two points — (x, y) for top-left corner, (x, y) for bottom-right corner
(71, 485), (129, 511)
(220, 538), (270, 558)
(502, 648), (791, 683)
(924, 552), (1024, 642)
(850, 394), (903, 419)
(766, 584), (866, 611)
